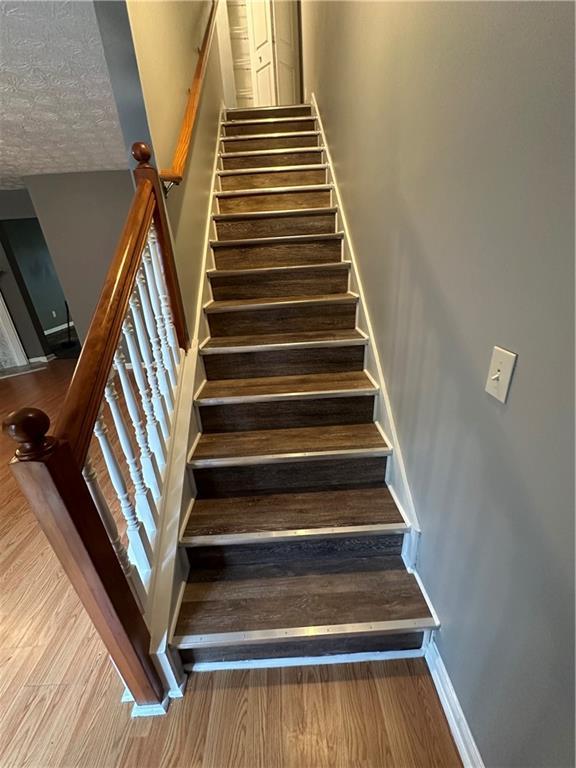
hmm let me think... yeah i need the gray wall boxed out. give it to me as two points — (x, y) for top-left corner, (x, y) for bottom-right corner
(1, 219), (68, 332)
(25, 170), (135, 341)
(301, 3), (574, 767)
(0, 189), (36, 220)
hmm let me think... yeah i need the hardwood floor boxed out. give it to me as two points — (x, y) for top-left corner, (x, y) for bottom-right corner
(0, 360), (461, 766)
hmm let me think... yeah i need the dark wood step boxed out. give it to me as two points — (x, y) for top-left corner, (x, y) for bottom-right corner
(225, 105), (312, 121)
(220, 148), (323, 170)
(195, 371), (377, 432)
(188, 422), (389, 468)
(185, 534), (404, 568)
(179, 632), (424, 664)
(182, 486), (406, 545)
(217, 186), (332, 214)
(213, 208), (337, 241)
(222, 117), (316, 137)
(204, 293), (358, 337)
(211, 233), (343, 270)
(208, 263), (349, 300)
(172, 555), (436, 654)
(221, 131), (320, 153)
(219, 166), (328, 191)
(192, 456), (389, 497)
(200, 329), (367, 379)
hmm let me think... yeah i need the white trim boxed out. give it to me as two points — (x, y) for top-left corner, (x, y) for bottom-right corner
(311, 93), (421, 536)
(145, 349), (193, 698)
(130, 696), (170, 718)
(426, 641), (485, 768)
(0, 290), (28, 367)
(189, 645), (428, 672)
(28, 354), (56, 364)
(44, 321), (75, 335)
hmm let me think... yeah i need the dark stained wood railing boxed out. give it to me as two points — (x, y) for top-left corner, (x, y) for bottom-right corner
(2, 143), (188, 707)
(160, 0), (219, 185)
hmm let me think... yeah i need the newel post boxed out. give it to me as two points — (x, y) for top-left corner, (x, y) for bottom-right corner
(2, 408), (165, 706)
(132, 142), (189, 351)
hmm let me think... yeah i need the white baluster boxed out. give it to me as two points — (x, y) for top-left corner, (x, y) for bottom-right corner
(128, 294), (170, 441)
(142, 245), (177, 390)
(113, 349), (162, 500)
(83, 456), (147, 611)
(136, 267), (174, 412)
(104, 374), (158, 540)
(94, 412), (152, 576)
(122, 317), (167, 471)
(148, 226), (180, 370)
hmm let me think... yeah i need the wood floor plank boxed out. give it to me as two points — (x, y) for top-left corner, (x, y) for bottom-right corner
(191, 423), (388, 462)
(196, 371), (375, 402)
(202, 329), (365, 350)
(176, 557), (432, 638)
(184, 487), (404, 538)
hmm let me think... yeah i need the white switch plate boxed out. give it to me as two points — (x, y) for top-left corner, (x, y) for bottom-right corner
(485, 346), (517, 403)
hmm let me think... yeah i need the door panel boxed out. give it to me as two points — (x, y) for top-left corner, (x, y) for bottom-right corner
(247, 0), (277, 105)
(272, 0), (301, 104)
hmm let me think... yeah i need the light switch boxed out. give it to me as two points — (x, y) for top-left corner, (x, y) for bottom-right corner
(485, 346), (517, 403)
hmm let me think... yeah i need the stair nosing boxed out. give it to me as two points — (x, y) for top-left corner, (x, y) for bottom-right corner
(217, 164), (329, 177)
(199, 330), (369, 355)
(206, 261), (350, 278)
(210, 231), (344, 249)
(181, 521), (409, 547)
(216, 184), (333, 198)
(221, 131), (321, 143)
(225, 104), (312, 118)
(222, 116), (316, 127)
(203, 292), (358, 313)
(194, 380), (378, 406)
(172, 616), (438, 649)
(213, 206), (337, 222)
(220, 146), (322, 158)
(187, 444), (391, 469)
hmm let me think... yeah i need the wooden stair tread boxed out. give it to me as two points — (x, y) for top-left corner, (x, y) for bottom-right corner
(189, 423), (389, 464)
(173, 555), (434, 645)
(201, 329), (366, 352)
(210, 232), (344, 249)
(195, 371), (376, 403)
(183, 487), (405, 539)
(205, 293), (357, 312)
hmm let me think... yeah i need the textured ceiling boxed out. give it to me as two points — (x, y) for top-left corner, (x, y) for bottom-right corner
(0, 1), (128, 190)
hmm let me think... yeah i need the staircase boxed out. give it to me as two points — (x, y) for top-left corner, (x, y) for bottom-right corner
(171, 104), (438, 666)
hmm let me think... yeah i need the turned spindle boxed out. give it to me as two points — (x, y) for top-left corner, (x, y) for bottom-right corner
(2, 407), (56, 460)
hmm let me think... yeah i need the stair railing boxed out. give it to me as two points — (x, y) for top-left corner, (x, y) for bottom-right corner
(160, 0), (219, 188)
(2, 144), (187, 708)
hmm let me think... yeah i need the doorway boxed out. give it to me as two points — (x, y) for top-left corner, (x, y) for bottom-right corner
(227, 0), (303, 108)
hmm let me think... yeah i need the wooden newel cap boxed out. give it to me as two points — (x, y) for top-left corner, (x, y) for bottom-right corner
(132, 142), (152, 166)
(2, 408), (56, 460)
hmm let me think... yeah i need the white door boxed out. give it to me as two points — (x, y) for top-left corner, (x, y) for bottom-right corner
(271, 0), (301, 105)
(246, 0), (301, 106)
(247, 0), (277, 105)
(0, 290), (28, 369)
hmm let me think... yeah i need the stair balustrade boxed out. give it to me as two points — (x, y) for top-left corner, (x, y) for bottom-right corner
(2, 145), (187, 708)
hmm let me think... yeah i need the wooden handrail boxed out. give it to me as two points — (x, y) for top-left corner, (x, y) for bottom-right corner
(160, 0), (219, 185)
(56, 179), (155, 466)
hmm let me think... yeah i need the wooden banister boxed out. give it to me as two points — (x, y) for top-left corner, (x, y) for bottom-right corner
(3, 409), (165, 706)
(159, 0), (219, 185)
(55, 180), (155, 467)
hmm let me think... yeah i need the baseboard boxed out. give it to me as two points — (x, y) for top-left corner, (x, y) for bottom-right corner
(189, 645), (428, 672)
(44, 321), (75, 335)
(28, 354), (56, 364)
(425, 641), (485, 768)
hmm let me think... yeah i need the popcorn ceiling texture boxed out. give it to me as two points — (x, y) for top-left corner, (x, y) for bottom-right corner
(0, 1), (128, 189)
